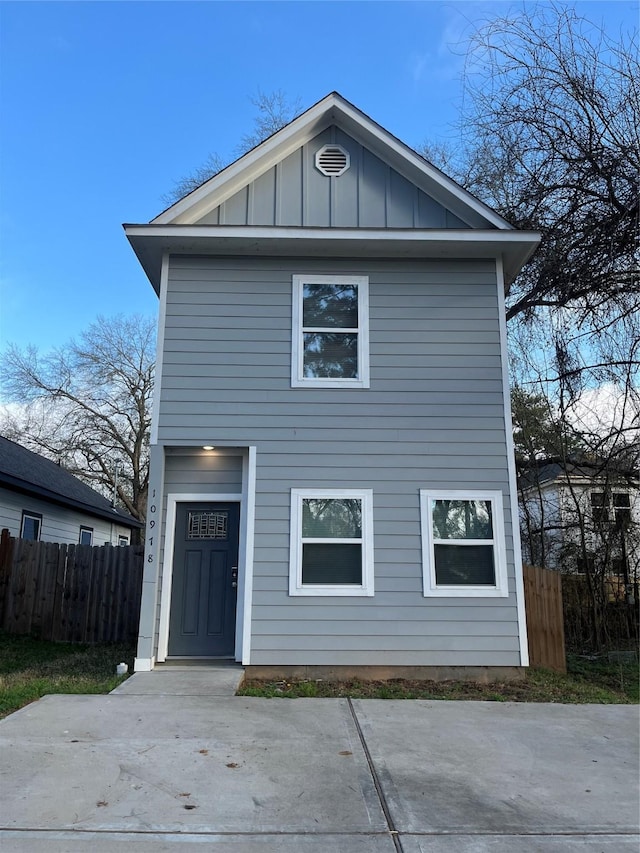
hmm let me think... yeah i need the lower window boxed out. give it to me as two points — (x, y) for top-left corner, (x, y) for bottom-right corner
(79, 526), (93, 546)
(420, 490), (509, 597)
(20, 511), (42, 541)
(289, 489), (374, 596)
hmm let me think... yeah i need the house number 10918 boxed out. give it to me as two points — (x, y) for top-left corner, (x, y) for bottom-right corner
(147, 490), (157, 561)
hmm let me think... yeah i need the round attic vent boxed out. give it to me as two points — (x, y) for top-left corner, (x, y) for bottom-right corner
(315, 144), (350, 177)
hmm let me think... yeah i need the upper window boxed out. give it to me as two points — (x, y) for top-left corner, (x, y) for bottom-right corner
(20, 511), (42, 541)
(291, 275), (370, 388)
(420, 490), (508, 597)
(591, 492), (631, 529)
(79, 526), (93, 546)
(289, 488), (374, 596)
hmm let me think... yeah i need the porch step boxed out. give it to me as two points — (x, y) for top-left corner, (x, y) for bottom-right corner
(110, 665), (245, 697)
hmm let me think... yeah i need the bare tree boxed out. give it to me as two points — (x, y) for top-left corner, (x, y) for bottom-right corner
(0, 314), (155, 536)
(236, 89), (302, 154)
(163, 89), (302, 205)
(512, 321), (639, 651)
(460, 3), (638, 325)
(419, 4), (638, 334)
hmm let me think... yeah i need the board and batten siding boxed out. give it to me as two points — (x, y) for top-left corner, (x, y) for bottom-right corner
(197, 127), (470, 230)
(158, 256), (521, 666)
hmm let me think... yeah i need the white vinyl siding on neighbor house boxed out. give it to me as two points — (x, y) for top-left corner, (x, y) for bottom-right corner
(0, 487), (134, 546)
(291, 275), (369, 388)
(289, 488), (374, 596)
(421, 490), (508, 598)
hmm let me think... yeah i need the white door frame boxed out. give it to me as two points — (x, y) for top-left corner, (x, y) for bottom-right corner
(156, 445), (256, 664)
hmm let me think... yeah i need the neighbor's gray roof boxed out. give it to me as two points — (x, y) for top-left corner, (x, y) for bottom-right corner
(519, 458), (639, 491)
(0, 435), (143, 529)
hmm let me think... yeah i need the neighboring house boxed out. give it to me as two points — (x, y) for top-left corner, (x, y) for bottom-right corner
(125, 92), (540, 676)
(0, 436), (142, 546)
(518, 458), (639, 588)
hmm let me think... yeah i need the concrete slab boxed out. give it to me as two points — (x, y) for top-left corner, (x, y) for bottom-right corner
(2, 689), (638, 851)
(111, 667), (245, 697)
(0, 696), (386, 835)
(400, 834), (640, 851)
(0, 830), (396, 851)
(352, 700), (640, 837)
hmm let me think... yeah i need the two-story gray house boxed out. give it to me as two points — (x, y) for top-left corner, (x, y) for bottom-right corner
(126, 93), (540, 678)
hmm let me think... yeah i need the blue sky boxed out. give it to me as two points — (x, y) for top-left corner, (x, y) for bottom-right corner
(1, 0), (637, 359)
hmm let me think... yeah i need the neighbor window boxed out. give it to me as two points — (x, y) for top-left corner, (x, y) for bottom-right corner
(79, 526), (93, 546)
(592, 492), (632, 528)
(289, 489), (374, 596)
(291, 275), (369, 388)
(118, 535), (129, 546)
(420, 491), (508, 597)
(20, 511), (42, 541)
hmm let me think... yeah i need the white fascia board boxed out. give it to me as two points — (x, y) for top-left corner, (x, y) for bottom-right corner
(127, 223), (538, 242)
(151, 93), (513, 231)
(152, 96), (339, 225)
(332, 99), (511, 230)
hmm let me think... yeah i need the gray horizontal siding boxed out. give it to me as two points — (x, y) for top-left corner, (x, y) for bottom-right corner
(157, 255), (521, 667)
(244, 651), (521, 667)
(197, 127), (470, 229)
(163, 452), (242, 493)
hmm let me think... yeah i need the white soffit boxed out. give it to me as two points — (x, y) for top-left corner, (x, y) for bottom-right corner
(124, 224), (541, 295)
(151, 93), (512, 231)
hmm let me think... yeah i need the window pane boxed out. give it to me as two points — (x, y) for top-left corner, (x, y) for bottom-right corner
(188, 511), (228, 540)
(613, 493), (630, 508)
(303, 284), (358, 328)
(302, 543), (362, 584)
(79, 528), (93, 546)
(434, 544), (496, 585)
(432, 500), (493, 540)
(22, 516), (40, 541)
(303, 333), (358, 378)
(302, 498), (362, 538)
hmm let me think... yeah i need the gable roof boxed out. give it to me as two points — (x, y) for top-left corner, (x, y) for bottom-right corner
(154, 92), (510, 229)
(0, 436), (143, 529)
(125, 92), (540, 291)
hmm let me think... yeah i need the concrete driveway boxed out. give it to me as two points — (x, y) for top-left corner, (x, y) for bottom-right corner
(0, 672), (638, 851)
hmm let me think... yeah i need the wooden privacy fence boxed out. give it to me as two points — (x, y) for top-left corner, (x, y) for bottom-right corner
(523, 563), (566, 672)
(0, 530), (144, 643)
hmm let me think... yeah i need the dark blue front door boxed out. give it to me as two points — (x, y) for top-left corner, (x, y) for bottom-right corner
(168, 502), (239, 657)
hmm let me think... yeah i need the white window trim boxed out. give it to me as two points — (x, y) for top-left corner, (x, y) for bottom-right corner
(20, 511), (42, 541)
(291, 274), (370, 389)
(79, 526), (94, 546)
(289, 488), (374, 596)
(420, 489), (509, 598)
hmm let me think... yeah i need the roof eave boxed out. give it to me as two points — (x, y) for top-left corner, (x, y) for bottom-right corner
(124, 224), (541, 294)
(0, 475), (143, 529)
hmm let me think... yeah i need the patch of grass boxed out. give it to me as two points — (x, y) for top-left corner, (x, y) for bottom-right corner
(0, 632), (136, 719)
(238, 655), (638, 703)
